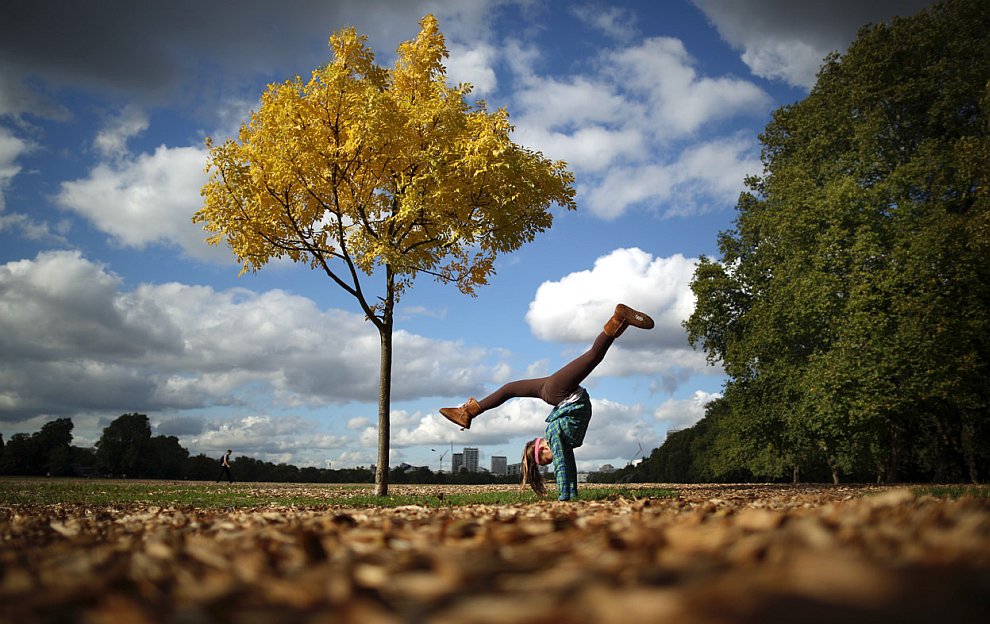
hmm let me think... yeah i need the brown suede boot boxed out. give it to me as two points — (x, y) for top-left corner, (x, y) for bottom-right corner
(615, 303), (654, 329)
(604, 303), (655, 337)
(440, 398), (482, 429)
(603, 315), (627, 337)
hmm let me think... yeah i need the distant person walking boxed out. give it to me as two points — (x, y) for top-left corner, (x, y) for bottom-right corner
(217, 449), (234, 483)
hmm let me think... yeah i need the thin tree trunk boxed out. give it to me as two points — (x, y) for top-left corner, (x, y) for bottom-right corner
(826, 453), (841, 484)
(961, 418), (979, 484)
(886, 421), (901, 484)
(374, 271), (396, 497)
(375, 322), (393, 496)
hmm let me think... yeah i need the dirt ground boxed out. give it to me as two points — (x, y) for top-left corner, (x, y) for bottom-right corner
(1, 483), (988, 623)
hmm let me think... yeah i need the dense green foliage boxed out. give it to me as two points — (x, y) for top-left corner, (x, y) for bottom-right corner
(94, 413), (190, 478)
(672, 0), (989, 484)
(0, 418), (89, 477)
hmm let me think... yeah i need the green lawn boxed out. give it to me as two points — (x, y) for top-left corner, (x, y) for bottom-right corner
(912, 484), (990, 499)
(0, 478), (676, 508)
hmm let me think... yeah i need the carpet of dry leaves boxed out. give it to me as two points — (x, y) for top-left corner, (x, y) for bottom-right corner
(2, 482), (989, 623)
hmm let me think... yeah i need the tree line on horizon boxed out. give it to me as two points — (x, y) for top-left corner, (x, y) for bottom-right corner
(0, 414), (369, 482)
(0, 413), (518, 485)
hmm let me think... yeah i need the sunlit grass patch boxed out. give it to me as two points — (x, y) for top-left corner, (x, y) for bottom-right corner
(913, 485), (990, 499)
(350, 487), (677, 507)
(0, 479), (367, 508)
(0, 478), (676, 509)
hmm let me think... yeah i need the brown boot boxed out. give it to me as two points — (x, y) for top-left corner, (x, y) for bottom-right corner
(603, 315), (627, 337)
(616, 303), (654, 329)
(604, 303), (654, 337)
(440, 398), (482, 429)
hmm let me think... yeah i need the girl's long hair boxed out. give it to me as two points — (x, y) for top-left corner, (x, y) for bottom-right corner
(521, 439), (546, 497)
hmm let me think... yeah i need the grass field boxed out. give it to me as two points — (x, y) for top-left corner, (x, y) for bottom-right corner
(2, 477), (986, 509)
(0, 478), (676, 508)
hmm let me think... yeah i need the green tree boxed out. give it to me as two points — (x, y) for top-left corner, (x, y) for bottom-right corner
(686, 0), (990, 483)
(147, 434), (189, 479)
(0, 433), (38, 475)
(96, 413), (153, 477)
(195, 15), (575, 495)
(36, 418), (75, 476)
(69, 446), (98, 477)
(184, 454), (221, 481)
(0, 418), (75, 476)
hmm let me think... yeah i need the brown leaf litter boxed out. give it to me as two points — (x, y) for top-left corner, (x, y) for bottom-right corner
(1, 483), (988, 623)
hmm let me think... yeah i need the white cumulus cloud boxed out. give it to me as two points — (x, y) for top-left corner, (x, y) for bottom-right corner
(93, 105), (150, 160)
(654, 390), (721, 431)
(55, 144), (228, 262)
(446, 42), (498, 95)
(0, 250), (501, 424)
(508, 30), (770, 220)
(0, 125), (29, 211)
(692, 0), (936, 89)
(570, 3), (639, 42)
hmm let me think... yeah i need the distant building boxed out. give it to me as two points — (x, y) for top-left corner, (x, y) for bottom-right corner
(491, 455), (507, 476)
(508, 462), (547, 476)
(463, 447), (479, 472)
(452, 453), (464, 473)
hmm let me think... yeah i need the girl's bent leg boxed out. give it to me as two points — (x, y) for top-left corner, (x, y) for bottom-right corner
(478, 378), (549, 411)
(440, 378), (546, 429)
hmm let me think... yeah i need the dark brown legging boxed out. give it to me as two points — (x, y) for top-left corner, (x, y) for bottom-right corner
(477, 331), (616, 410)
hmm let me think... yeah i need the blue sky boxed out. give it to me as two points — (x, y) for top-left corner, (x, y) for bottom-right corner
(0, 0), (933, 472)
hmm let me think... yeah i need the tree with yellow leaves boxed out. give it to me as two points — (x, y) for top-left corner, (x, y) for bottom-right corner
(195, 15), (576, 495)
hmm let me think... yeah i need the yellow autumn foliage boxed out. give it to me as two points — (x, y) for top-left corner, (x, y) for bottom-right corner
(195, 14), (575, 301)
